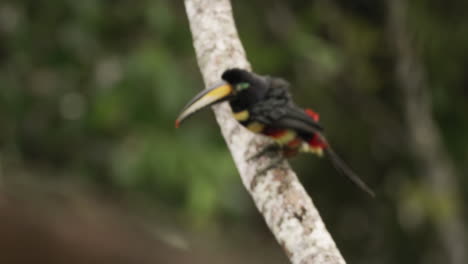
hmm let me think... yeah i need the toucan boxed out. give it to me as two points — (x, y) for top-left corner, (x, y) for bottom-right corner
(175, 68), (374, 196)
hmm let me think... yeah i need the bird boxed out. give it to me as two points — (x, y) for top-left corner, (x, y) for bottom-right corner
(175, 68), (374, 197)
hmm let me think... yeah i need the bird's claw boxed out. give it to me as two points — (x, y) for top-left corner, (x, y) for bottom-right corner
(247, 143), (282, 161)
(253, 155), (285, 177)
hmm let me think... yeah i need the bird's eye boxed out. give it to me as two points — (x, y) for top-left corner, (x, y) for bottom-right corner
(237, 82), (250, 91)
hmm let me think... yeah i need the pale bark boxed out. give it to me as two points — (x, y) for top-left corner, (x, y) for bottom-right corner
(183, 1), (346, 263)
(387, 1), (467, 263)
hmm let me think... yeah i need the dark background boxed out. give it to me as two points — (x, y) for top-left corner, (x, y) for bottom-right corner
(0, 0), (467, 263)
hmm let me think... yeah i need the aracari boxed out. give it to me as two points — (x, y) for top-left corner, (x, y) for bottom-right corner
(176, 68), (374, 196)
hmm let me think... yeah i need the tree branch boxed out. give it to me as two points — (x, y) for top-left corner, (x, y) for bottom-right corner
(183, 1), (346, 263)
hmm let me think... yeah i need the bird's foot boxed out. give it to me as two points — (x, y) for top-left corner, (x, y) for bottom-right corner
(247, 143), (282, 161)
(254, 155), (285, 177)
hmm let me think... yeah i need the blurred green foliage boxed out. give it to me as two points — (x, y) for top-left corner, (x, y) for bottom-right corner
(0, 0), (467, 263)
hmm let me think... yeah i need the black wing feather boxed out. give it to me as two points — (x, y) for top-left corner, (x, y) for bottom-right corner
(249, 76), (323, 134)
(276, 106), (323, 133)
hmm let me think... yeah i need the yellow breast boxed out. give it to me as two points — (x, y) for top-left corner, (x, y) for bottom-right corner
(246, 122), (265, 133)
(233, 110), (250, 121)
(274, 130), (297, 145)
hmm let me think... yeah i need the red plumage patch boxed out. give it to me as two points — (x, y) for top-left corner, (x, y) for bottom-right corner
(263, 127), (287, 138)
(308, 134), (327, 149)
(305, 109), (320, 122)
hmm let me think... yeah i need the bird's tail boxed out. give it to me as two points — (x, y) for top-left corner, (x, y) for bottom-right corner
(324, 146), (375, 197)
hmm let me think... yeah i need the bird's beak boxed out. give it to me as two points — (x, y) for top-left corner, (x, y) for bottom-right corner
(175, 82), (234, 127)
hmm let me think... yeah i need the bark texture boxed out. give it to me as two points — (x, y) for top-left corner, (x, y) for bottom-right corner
(387, 1), (467, 263)
(184, 0), (346, 263)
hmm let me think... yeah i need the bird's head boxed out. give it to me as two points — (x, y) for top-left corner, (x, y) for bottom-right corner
(175, 68), (262, 127)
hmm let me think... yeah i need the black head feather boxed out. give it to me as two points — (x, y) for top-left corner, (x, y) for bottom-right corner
(222, 68), (258, 85)
(221, 69), (269, 112)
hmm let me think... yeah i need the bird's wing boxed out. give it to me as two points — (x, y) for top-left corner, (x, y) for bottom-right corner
(250, 79), (323, 134)
(274, 106), (324, 134)
(251, 104), (323, 134)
